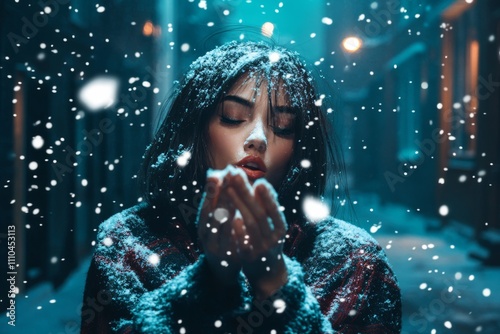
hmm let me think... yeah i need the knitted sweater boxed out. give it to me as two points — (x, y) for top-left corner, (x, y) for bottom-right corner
(81, 202), (401, 333)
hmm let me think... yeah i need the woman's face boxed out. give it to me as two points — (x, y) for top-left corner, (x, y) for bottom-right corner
(207, 75), (296, 189)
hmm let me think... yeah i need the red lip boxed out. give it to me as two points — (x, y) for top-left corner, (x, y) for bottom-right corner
(235, 156), (267, 181)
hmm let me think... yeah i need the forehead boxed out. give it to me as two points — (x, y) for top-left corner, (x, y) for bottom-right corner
(225, 73), (290, 105)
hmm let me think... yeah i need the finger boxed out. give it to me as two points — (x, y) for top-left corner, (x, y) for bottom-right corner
(228, 174), (269, 240)
(253, 183), (274, 237)
(199, 214), (220, 253)
(216, 187), (236, 254)
(257, 183), (287, 242)
(198, 192), (214, 242)
(226, 185), (263, 254)
(205, 182), (237, 251)
(206, 168), (229, 205)
(201, 167), (239, 222)
(198, 177), (220, 234)
(229, 173), (267, 220)
(232, 211), (253, 259)
(199, 176), (226, 249)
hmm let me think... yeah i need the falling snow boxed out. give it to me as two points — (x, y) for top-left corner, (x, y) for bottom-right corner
(4, 1), (500, 333)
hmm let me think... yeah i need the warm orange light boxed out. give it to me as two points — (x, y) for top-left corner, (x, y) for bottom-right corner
(467, 39), (479, 153)
(143, 21), (154, 36)
(342, 36), (362, 53)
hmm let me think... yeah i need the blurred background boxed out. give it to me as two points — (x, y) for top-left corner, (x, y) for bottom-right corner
(1, 0), (499, 333)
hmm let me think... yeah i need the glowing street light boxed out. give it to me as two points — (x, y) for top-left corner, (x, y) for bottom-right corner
(342, 36), (363, 53)
(143, 21), (154, 36)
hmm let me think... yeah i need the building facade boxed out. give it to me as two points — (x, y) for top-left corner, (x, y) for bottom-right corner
(326, 0), (499, 261)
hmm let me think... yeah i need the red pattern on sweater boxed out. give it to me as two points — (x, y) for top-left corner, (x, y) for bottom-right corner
(81, 203), (401, 333)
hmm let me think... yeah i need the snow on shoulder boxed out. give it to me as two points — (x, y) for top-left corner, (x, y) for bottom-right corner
(306, 215), (387, 268)
(317, 216), (379, 246)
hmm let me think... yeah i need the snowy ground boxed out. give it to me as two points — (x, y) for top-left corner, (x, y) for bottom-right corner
(3, 192), (500, 333)
(352, 192), (500, 334)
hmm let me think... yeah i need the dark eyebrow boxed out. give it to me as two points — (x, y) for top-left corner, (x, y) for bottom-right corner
(222, 95), (298, 114)
(221, 95), (253, 108)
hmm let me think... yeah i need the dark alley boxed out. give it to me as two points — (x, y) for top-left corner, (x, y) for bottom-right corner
(1, 0), (499, 333)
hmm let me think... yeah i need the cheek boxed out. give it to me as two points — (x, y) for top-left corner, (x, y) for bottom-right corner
(265, 141), (294, 188)
(208, 124), (239, 168)
(271, 140), (294, 172)
(280, 141), (292, 158)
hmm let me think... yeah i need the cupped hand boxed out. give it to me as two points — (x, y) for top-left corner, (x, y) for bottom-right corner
(225, 170), (289, 300)
(197, 172), (241, 287)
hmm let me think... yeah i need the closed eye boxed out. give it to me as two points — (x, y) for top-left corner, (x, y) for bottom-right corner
(220, 115), (244, 125)
(271, 112), (295, 137)
(271, 126), (295, 137)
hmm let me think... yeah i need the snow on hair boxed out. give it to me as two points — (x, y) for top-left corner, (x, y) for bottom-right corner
(139, 41), (345, 225)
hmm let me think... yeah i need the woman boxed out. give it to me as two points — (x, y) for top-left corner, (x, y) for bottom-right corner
(81, 41), (401, 333)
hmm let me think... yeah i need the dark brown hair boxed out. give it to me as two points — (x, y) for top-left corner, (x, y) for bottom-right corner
(138, 41), (347, 226)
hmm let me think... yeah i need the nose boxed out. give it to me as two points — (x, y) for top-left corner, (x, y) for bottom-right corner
(244, 119), (267, 153)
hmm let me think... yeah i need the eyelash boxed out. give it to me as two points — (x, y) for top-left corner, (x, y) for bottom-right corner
(271, 126), (295, 136)
(219, 115), (244, 125)
(219, 115), (295, 136)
